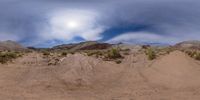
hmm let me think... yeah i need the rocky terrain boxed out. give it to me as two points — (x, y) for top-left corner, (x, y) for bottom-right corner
(0, 40), (200, 100)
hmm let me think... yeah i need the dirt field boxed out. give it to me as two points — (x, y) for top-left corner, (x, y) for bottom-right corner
(0, 50), (200, 100)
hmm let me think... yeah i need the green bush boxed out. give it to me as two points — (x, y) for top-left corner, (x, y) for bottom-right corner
(107, 48), (123, 59)
(145, 48), (156, 60)
(0, 52), (19, 64)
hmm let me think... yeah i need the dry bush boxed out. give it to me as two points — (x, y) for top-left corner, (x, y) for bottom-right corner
(121, 48), (130, 52)
(61, 51), (68, 56)
(185, 50), (200, 60)
(106, 48), (123, 59)
(84, 48), (124, 63)
(193, 53), (200, 60)
(86, 51), (103, 57)
(115, 60), (122, 64)
(0, 51), (21, 64)
(69, 51), (75, 55)
(42, 51), (50, 56)
(145, 48), (156, 60)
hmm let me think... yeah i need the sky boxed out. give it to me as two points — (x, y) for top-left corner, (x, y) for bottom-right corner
(0, 0), (200, 47)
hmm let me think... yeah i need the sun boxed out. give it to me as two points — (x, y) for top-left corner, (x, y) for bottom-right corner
(67, 21), (79, 29)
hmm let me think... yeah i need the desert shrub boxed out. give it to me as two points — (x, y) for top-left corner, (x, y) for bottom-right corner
(115, 60), (122, 64)
(185, 50), (200, 60)
(42, 51), (50, 56)
(193, 53), (200, 60)
(106, 48), (123, 59)
(67, 51), (75, 55)
(142, 45), (151, 49)
(189, 51), (196, 57)
(86, 51), (103, 57)
(163, 47), (174, 54)
(86, 51), (96, 56)
(61, 52), (68, 56)
(145, 48), (156, 60)
(121, 48), (130, 51)
(0, 52), (19, 64)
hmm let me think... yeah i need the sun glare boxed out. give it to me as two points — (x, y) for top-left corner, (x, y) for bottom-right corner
(67, 21), (79, 29)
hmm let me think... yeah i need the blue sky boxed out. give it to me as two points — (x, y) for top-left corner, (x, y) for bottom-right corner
(0, 0), (200, 47)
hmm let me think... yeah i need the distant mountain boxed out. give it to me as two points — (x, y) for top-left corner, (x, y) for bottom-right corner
(175, 40), (200, 50)
(52, 41), (112, 51)
(0, 40), (26, 51)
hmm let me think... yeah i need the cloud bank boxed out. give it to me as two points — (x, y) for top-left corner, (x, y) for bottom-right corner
(0, 0), (200, 47)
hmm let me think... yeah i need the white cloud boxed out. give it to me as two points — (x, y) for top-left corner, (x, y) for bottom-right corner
(79, 27), (104, 40)
(107, 32), (180, 44)
(42, 9), (105, 41)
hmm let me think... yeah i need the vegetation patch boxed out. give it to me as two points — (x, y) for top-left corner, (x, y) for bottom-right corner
(42, 51), (50, 56)
(106, 48), (123, 59)
(85, 50), (103, 57)
(184, 50), (200, 60)
(61, 51), (68, 56)
(84, 48), (124, 63)
(115, 60), (122, 64)
(145, 47), (156, 60)
(0, 51), (23, 64)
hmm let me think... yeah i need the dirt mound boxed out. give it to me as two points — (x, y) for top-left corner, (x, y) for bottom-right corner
(143, 50), (200, 89)
(53, 54), (123, 88)
(10, 53), (123, 91)
(0, 40), (26, 51)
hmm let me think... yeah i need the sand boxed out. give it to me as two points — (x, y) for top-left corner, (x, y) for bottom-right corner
(0, 50), (200, 100)
(143, 51), (200, 89)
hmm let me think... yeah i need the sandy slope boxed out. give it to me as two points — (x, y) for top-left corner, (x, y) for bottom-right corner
(0, 50), (200, 100)
(143, 51), (200, 89)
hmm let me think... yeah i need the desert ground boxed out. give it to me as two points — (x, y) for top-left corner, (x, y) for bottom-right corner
(0, 41), (200, 100)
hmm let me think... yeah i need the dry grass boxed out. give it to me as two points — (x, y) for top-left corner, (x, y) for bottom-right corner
(115, 60), (122, 64)
(84, 48), (124, 63)
(145, 48), (156, 60)
(42, 51), (50, 56)
(184, 50), (200, 60)
(106, 48), (123, 59)
(0, 51), (23, 64)
(61, 51), (68, 56)
(86, 50), (103, 57)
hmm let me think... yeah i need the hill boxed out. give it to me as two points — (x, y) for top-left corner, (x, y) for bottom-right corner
(175, 40), (200, 50)
(52, 41), (112, 51)
(0, 40), (26, 51)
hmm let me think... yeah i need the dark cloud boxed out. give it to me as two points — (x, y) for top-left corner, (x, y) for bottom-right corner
(0, 0), (200, 47)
